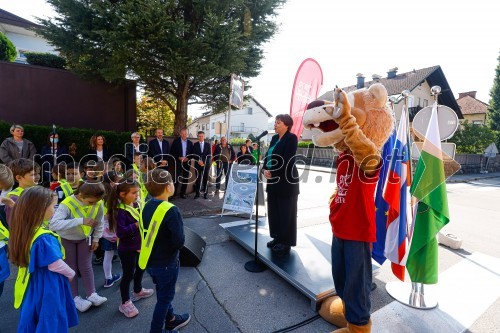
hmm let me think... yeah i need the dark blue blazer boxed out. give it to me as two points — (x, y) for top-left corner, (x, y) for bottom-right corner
(192, 141), (212, 165)
(170, 137), (193, 160)
(263, 131), (299, 196)
(148, 139), (170, 164)
(125, 142), (148, 165)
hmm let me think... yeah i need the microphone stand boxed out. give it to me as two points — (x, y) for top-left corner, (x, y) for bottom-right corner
(51, 124), (57, 182)
(244, 139), (267, 272)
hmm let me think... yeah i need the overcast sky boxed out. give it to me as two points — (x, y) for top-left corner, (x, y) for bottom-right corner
(2, 0), (499, 119)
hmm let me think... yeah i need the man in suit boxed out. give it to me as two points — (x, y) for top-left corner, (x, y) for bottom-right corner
(213, 136), (236, 195)
(148, 128), (171, 169)
(170, 128), (193, 198)
(125, 132), (148, 167)
(192, 131), (212, 199)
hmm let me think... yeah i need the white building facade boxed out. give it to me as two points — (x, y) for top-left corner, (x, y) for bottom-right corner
(188, 97), (273, 143)
(0, 9), (57, 63)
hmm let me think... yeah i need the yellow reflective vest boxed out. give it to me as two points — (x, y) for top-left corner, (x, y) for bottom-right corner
(60, 196), (102, 237)
(0, 223), (8, 243)
(6, 187), (24, 199)
(58, 179), (74, 198)
(14, 227), (65, 309)
(138, 201), (173, 269)
(118, 203), (140, 222)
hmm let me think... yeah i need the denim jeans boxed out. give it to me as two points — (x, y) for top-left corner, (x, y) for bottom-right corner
(146, 259), (180, 333)
(331, 234), (372, 326)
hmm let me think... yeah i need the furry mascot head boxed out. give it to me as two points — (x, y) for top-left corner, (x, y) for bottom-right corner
(303, 84), (394, 333)
(303, 83), (393, 153)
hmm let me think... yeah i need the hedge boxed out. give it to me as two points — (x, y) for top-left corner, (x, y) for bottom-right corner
(0, 121), (133, 161)
(24, 52), (67, 69)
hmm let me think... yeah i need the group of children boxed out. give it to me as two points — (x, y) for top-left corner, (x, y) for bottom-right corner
(0, 156), (191, 333)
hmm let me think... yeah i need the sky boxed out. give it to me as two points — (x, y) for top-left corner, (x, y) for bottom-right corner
(2, 0), (499, 119)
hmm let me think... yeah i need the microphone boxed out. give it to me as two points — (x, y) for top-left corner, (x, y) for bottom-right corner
(253, 130), (268, 142)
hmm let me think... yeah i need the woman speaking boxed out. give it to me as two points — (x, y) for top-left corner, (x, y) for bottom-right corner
(262, 114), (299, 256)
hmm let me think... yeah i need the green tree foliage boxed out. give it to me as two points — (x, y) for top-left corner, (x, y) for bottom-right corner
(0, 32), (16, 62)
(25, 52), (67, 69)
(488, 53), (500, 136)
(449, 121), (498, 154)
(136, 95), (175, 138)
(38, 0), (286, 134)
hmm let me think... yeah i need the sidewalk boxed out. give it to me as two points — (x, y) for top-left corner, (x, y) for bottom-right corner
(1, 170), (499, 332)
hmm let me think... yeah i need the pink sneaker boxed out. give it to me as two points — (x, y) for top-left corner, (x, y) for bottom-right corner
(119, 300), (139, 318)
(131, 288), (154, 301)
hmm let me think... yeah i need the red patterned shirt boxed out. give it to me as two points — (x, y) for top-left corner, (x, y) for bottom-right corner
(329, 153), (380, 242)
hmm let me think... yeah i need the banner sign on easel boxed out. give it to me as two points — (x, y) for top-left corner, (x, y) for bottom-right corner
(222, 164), (259, 215)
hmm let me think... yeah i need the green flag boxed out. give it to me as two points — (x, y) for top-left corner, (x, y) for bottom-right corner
(407, 102), (450, 284)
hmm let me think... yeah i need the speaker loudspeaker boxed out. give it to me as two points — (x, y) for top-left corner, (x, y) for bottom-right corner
(180, 226), (206, 267)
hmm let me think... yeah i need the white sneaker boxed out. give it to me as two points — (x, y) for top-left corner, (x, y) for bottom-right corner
(87, 292), (107, 306)
(74, 296), (92, 312)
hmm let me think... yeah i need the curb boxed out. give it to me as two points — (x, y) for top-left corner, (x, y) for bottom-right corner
(447, 174), (500, 184)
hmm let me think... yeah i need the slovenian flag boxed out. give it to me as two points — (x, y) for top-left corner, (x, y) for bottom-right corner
(383, 106), (411, 281)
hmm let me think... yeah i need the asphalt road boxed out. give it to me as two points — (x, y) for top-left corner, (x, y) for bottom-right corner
(1, 173), (499, 333)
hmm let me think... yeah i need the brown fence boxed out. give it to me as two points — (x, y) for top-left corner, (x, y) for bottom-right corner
(0, 61), (136, 131)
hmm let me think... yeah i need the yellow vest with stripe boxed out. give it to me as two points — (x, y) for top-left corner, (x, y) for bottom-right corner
(58, 179), (74, 198)
(6, 187), (24, 199)
(14, 227), (65, 309)
(60, 196), (102, 237)
(138, 201), (174, 269)
(119, 203), (140, 222)
(0, 223), (9, 243)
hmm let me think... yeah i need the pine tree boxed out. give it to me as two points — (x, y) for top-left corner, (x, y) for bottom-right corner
(38, 0), (285, 134)
(0, 32), (16, 62)
(488, 53), (500, 132)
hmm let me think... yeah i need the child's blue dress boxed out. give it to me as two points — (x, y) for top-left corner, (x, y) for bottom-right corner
(18, 234), (78, 333)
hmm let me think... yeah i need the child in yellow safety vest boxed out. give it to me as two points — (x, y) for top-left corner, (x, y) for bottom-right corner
(0, 164), (14, 298)
(107, 180), (154, 318)
(139, 169), (191, 333)
(9, 186), (78, 332)
(4, 158), (40, 225)
(55, 162), (83, 204)
(49, 181), (107, 313)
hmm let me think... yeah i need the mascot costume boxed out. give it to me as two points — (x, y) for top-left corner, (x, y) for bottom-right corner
(303, 83), (394, 333)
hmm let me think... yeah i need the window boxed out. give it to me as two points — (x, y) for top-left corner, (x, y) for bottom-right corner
(473, 120), (483, 125)
(423, 99), (428, 107)
(241, 123), (245, 132)
(211, 123), (215, 129)
(417, 97), (421, 107)
(247, 107), (253, 115)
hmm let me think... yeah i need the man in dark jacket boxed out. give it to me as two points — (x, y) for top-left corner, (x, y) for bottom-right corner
(213, 136), (236, 195)
(192, 131), (212, 199)
(170, 128), (193, 198)
(148, 128), (171, 168)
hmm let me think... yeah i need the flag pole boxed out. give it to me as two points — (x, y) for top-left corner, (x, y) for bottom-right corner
(385, 88), (440, 309)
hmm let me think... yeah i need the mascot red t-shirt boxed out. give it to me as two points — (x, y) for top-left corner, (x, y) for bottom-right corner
(329, 153), (380, 243)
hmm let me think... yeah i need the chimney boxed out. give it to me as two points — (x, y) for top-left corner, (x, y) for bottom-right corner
(458, 91), (477, 99)
(372, 74), (382, 81)
(387, 67), (398, 79)
(356, 73), (365, 89)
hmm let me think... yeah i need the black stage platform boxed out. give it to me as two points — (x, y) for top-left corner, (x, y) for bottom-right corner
(222, 218), (337, 309)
